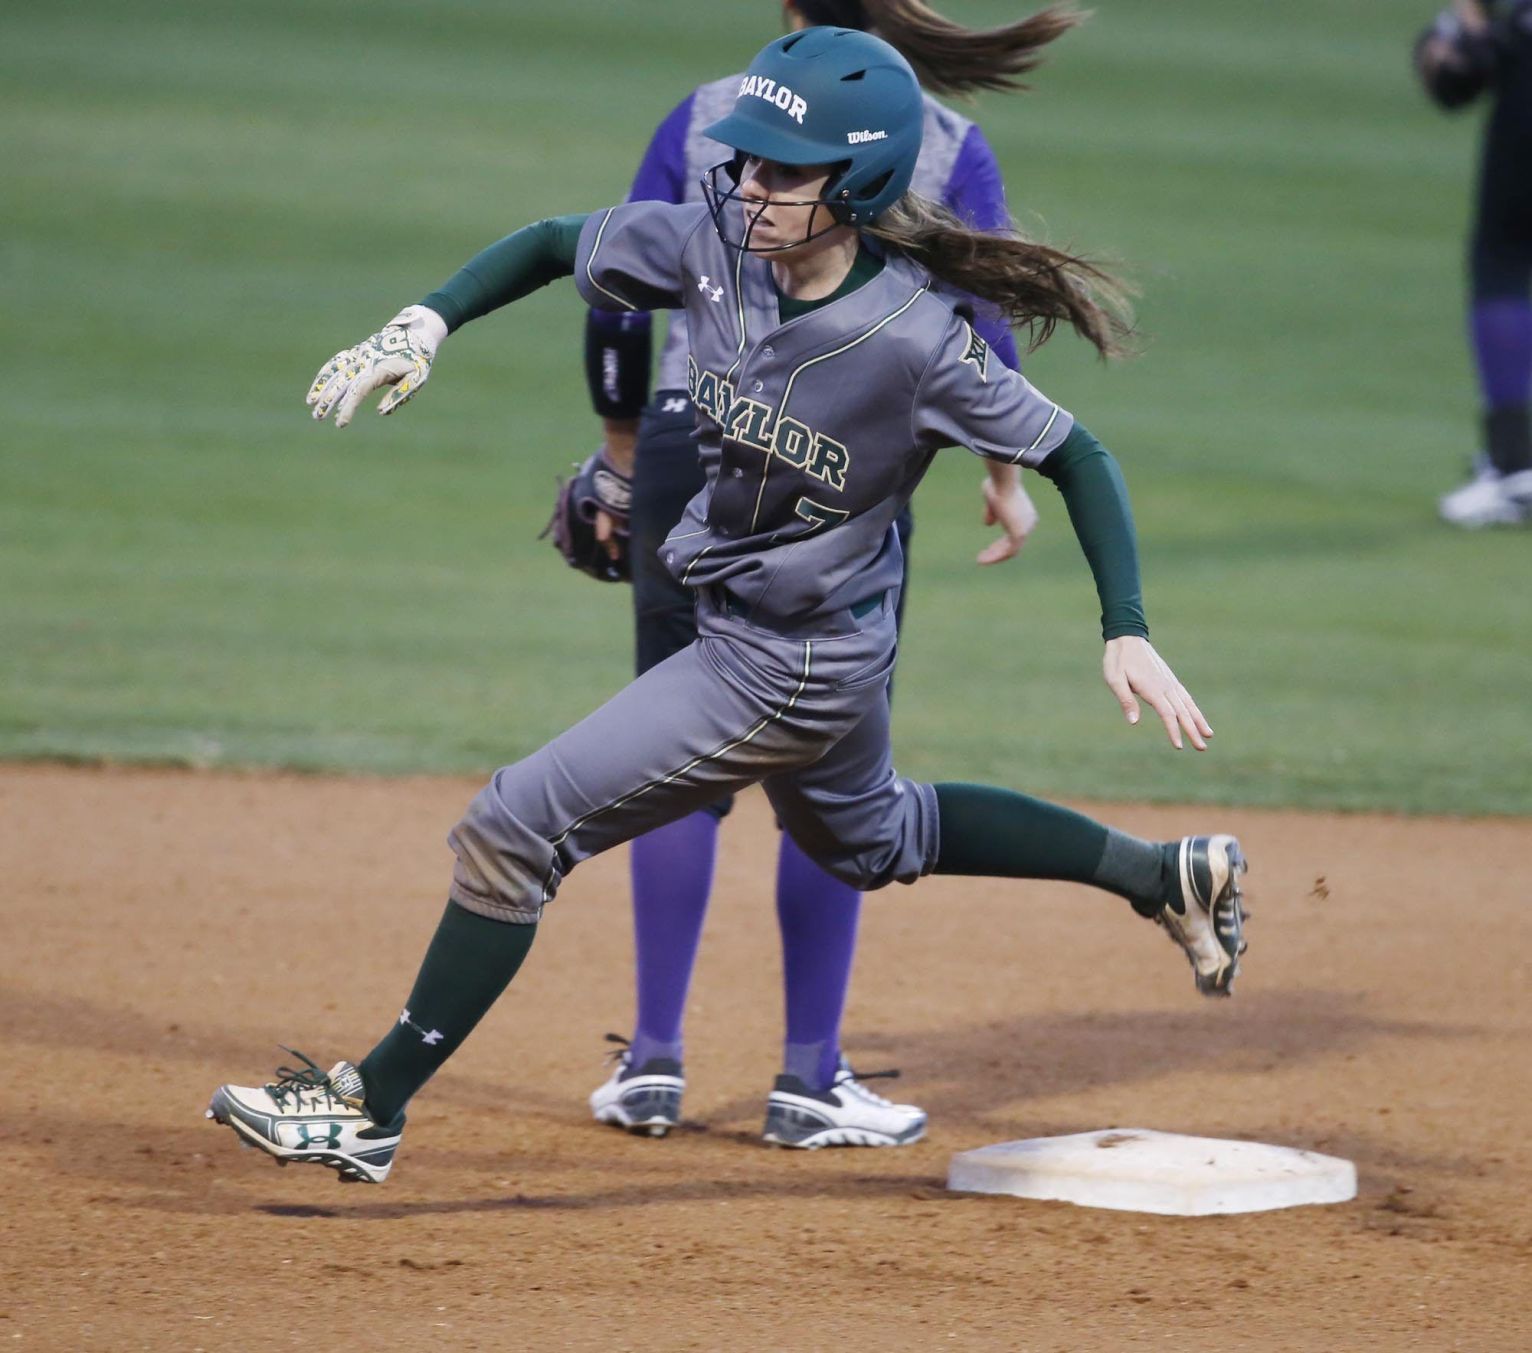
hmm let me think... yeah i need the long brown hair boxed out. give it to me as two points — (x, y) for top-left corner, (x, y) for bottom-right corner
(866, 193), (1134, 358)
(792, 0), (1085, 96)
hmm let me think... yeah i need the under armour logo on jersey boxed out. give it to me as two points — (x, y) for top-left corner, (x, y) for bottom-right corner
(697, 275), (724, 303)
(960, 325), (990, 383)
(399, 1008), (444, 1046)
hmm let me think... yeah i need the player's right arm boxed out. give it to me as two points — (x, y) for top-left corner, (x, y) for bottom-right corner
(307, 203), (702, 429)
(306, 214), (588, 428)
(584, 94), (695, 445)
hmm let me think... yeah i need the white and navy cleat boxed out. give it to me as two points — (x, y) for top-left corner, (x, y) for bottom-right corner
(206, 1049), (403, 1184)
(1438, 461), (1532, 529)
(1157, 834), (1248, 997)
(763, 1057), (926, 1149)
(589, 1035), (684, 1138)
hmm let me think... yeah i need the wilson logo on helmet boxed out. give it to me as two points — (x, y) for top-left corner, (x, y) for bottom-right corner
(738, 74), (809, 125)
(846, 129), (888, 144)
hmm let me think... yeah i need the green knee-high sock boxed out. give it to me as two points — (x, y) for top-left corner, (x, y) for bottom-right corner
(932, 783), (1175, 915)
(357, 901), (537, 1124)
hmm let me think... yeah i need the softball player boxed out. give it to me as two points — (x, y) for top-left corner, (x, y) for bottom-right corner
(208, 27), (1248, 1184)
(580, 0), (1076, 1147)
(1417, 1), (1532, 525)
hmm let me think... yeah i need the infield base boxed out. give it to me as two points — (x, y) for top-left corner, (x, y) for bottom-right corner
(947, 1128), (1357, 1216)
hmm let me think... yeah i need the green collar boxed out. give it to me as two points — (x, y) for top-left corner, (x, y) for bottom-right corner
(774, 244), (885, 320)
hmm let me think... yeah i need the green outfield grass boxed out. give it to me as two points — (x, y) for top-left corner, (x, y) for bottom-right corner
(3, 0), (1527, 813)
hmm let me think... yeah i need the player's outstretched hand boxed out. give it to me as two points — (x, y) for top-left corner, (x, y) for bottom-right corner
(1102, 635), (1213, 751)
(306, 305), (448, 429)
(976, 469), (1040, 565)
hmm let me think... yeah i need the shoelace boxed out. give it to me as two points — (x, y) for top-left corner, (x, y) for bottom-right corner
(601, 1031), (633, 1069)
(833, 1064), (902, 1108)
(267, 1046), (345, 1112)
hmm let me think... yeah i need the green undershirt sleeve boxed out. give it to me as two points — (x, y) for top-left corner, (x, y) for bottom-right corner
(1033, 422), (1149, 640)
(420, 213), (590, 333)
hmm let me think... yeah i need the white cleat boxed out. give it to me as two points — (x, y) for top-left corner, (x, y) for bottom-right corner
(763, 1057), (926, 1149)
(589, 1037), (684, 1138)
(1157, 835), (1248, 998)
(1438, 463), (1532, 528)
(206, 1049), (403, 1184)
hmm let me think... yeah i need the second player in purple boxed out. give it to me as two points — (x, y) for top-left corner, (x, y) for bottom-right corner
(582, 0), (1074, 1149)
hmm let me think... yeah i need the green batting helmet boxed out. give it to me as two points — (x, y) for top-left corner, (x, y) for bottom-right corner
(702, 26), (924, 227)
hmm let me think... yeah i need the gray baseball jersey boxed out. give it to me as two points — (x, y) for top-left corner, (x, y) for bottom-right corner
(574, 197), (1073, 621)
(445, 200), (1073, 925)
(651, 76), (990, 392)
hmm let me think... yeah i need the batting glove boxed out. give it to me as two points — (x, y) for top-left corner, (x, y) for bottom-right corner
(306, 305), (449, 428)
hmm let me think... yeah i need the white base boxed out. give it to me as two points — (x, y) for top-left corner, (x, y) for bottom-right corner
(947, 1129), (1356, 1216)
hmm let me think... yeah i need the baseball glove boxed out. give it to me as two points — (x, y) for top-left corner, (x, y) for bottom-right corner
(1414, 7), (1502, 109)
(541, 449), (634, 583)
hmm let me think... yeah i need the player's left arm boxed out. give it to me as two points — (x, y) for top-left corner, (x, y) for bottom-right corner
(1033, 425), (1212, 751)
(914, 319), (1210, 750)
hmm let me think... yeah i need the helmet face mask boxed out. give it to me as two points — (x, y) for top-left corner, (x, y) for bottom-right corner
(700, 27), (923, 252)
(701, 155), (855, 255)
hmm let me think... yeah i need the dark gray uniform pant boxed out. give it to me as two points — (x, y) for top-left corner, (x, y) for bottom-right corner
(631, 389), (916, 725)
(446, 593), (940, 924)
(1471, 37), (1532, 298)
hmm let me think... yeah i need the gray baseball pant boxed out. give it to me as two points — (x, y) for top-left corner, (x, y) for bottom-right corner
(446, 592), (940, 924)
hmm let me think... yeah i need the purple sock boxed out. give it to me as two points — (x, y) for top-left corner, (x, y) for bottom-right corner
(1470, 297), (1532, 410)
(627, 810), (718, 1069)
(776, 832), (862, 1091)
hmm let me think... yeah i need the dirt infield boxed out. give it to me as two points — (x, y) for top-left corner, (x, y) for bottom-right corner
(2, 765), (1529, 1350)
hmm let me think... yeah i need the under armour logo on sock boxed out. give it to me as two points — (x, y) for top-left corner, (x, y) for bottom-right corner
(399, 1008), (444, 1046)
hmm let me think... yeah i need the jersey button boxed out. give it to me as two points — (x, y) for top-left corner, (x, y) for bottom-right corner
(752, 380), (764, 393)
(731, 467), (744, 478)
(761, 346), (774, 359)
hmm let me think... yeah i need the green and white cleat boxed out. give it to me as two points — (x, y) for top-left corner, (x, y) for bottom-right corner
(1157, 835), (1248, 997)
(206, 1049), (403, 1184)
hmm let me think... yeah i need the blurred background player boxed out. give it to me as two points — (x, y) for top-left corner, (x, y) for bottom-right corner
(582, 0), (1081, 1146)
(1417, 0), (1532, 526)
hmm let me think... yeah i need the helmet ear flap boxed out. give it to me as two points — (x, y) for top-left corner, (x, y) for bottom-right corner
(821, 159), (857, 225)
(829, 167), (894, 226)
(723, 150), (748, 185)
